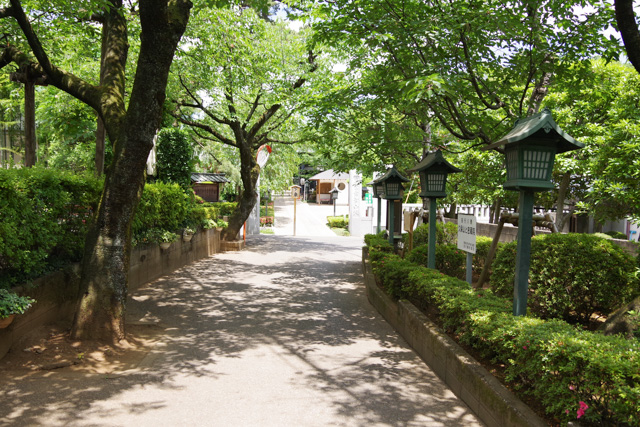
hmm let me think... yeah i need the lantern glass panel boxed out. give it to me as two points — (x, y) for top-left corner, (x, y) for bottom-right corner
(375, 183), (384, 197)
(386, 182), (400, 197)
(427, 173), (446, 193)
(523, 149), (552, 181)
(420, 173), (427, 192)
(506, 150), (518, 181)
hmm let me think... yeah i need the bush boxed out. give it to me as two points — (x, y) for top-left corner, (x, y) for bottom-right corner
(132, 182), (196, 240)
(260, 216), (274, 226)
(364, 232), (393, 253)
(366, 242), (640, 425)
(211, 201), (238, 218)
(491, 233), (638, 323)
(407, 243), (466, 279)
(605, 230), (628, 240)
(0, 167), (101, 288)
(410, 221), (458, 248)
(156, 128), (193, 187)
(327, 215), (348, 228)
(473, 235), (495, 276)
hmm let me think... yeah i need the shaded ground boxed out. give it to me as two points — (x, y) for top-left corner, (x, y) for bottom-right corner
(0, 235), (482, 426)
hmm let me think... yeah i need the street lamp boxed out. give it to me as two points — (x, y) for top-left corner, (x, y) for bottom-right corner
(483, 107), (584, 316)
(377, 166), (410, 246)
(330, 186), (339, 217)
(409, 150), (462, 269)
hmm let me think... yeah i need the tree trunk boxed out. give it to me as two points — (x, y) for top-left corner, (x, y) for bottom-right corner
(615, 0), (640, 75)
(71, 0), (192, 343)
(95, 117), (106, 176)
(95, 22), (108, 177)
(24, 77), (36, 167)
(554, 171), (571, 231)
(223, 139), (259, 241)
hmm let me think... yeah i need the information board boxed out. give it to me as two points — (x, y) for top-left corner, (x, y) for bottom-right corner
(457, 214), (476, 254)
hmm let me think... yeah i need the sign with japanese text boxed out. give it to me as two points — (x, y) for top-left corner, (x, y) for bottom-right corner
(457, 214), (476, 254)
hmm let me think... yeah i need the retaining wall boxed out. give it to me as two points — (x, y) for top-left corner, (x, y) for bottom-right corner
(362, 247), (547, 427)
(0, 228), (225, 359)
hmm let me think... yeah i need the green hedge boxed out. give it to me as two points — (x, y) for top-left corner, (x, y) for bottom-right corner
(409, 221), (458, 248)
(327, 215), (349, 228)
(0, 168), (101, 288)
(406, 235), (496, 280)
(366, 238), (640, 425)
(492, 233), (638, 323)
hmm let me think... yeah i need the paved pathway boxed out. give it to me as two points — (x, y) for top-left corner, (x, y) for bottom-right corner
(0, 201), (483, 426)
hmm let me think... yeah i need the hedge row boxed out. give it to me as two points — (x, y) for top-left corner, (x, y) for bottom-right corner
(367, 241), (640, 426)
(0, 167), (102, 288)
(0, 168), (237, 288)
(491, 233), (638, 324)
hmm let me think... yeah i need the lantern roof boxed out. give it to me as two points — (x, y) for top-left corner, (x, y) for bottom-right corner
(409, 150), (462, 174)
(375, 166), (410, 184)
(483, 108), (584, 153)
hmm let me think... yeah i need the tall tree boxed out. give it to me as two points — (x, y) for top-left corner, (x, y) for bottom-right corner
(0, 0), (192, 342)
(309, 0), (618, 215)
(172, 7), (319, 240)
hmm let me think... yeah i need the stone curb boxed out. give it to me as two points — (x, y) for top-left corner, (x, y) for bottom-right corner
(362, 247), (547, 427)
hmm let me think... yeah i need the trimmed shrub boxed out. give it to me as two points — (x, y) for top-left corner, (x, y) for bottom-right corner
(211, 201), (238, 218)
(491, 233), (638, 323)
(327, 215), (348, 228)
(366, 242), (640, 425)
(132, 182), (195, 240)
(605, 230), (627, 240)
(364, 232), (393, 253)
(410, 221), (458, 248)
(407, 243), (466, 279)
(0, 168), (101, 288)
(473, 235), (495, 276)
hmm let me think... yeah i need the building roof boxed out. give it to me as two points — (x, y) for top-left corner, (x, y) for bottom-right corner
(308, 169), (349, 181)
(191, 173), (230, 184)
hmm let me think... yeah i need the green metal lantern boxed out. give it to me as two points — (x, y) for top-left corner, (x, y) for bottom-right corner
(376, 166), (409, 245)
(484, 108), (584, 316)
(409, 150), (462, 269)
(484, 108), (584, 191)
(410, 150), (462, 199)
(377, 166), (409, 201)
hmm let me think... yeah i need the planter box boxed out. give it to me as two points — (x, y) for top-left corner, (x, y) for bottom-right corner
(362, 247), (546, 427)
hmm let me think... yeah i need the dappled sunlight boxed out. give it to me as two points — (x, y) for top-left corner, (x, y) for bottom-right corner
(0, 235), (480, 426)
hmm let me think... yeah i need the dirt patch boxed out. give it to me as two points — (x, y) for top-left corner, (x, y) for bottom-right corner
(0, 322), (165, 374)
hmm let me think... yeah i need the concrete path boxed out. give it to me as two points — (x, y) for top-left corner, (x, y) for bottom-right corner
(272, 196), (349, 237)
(0, 203), (483, 426)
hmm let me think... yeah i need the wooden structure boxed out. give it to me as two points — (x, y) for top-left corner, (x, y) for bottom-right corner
(191, 173), (230, 202)
(10, 67), (48, 167)
(309, 169), (348, 204)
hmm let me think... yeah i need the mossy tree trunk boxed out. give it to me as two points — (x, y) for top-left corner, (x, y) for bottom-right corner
(0, 0), (192, 343)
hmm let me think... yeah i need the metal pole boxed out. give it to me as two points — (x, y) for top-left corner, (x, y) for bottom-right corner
(333, 198), (336, 217)
(388, 200), (395, 246)
(428, 198), (437, 269)
(514, 190), (534, 316)
(376, 197), (382, 234)
(466, 252), (473, 285)
(293, 198), (297, 236)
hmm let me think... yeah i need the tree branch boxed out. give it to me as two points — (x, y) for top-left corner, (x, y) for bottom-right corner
(615, 0), (640, 74)
(173, 113), (238, 147)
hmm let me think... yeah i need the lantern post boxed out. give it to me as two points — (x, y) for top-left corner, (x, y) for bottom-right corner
(483, 108), (584, 316)
(409, 150), (462, 269)
(377, 166), (410, 247)
(368, 179), (385, 234)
